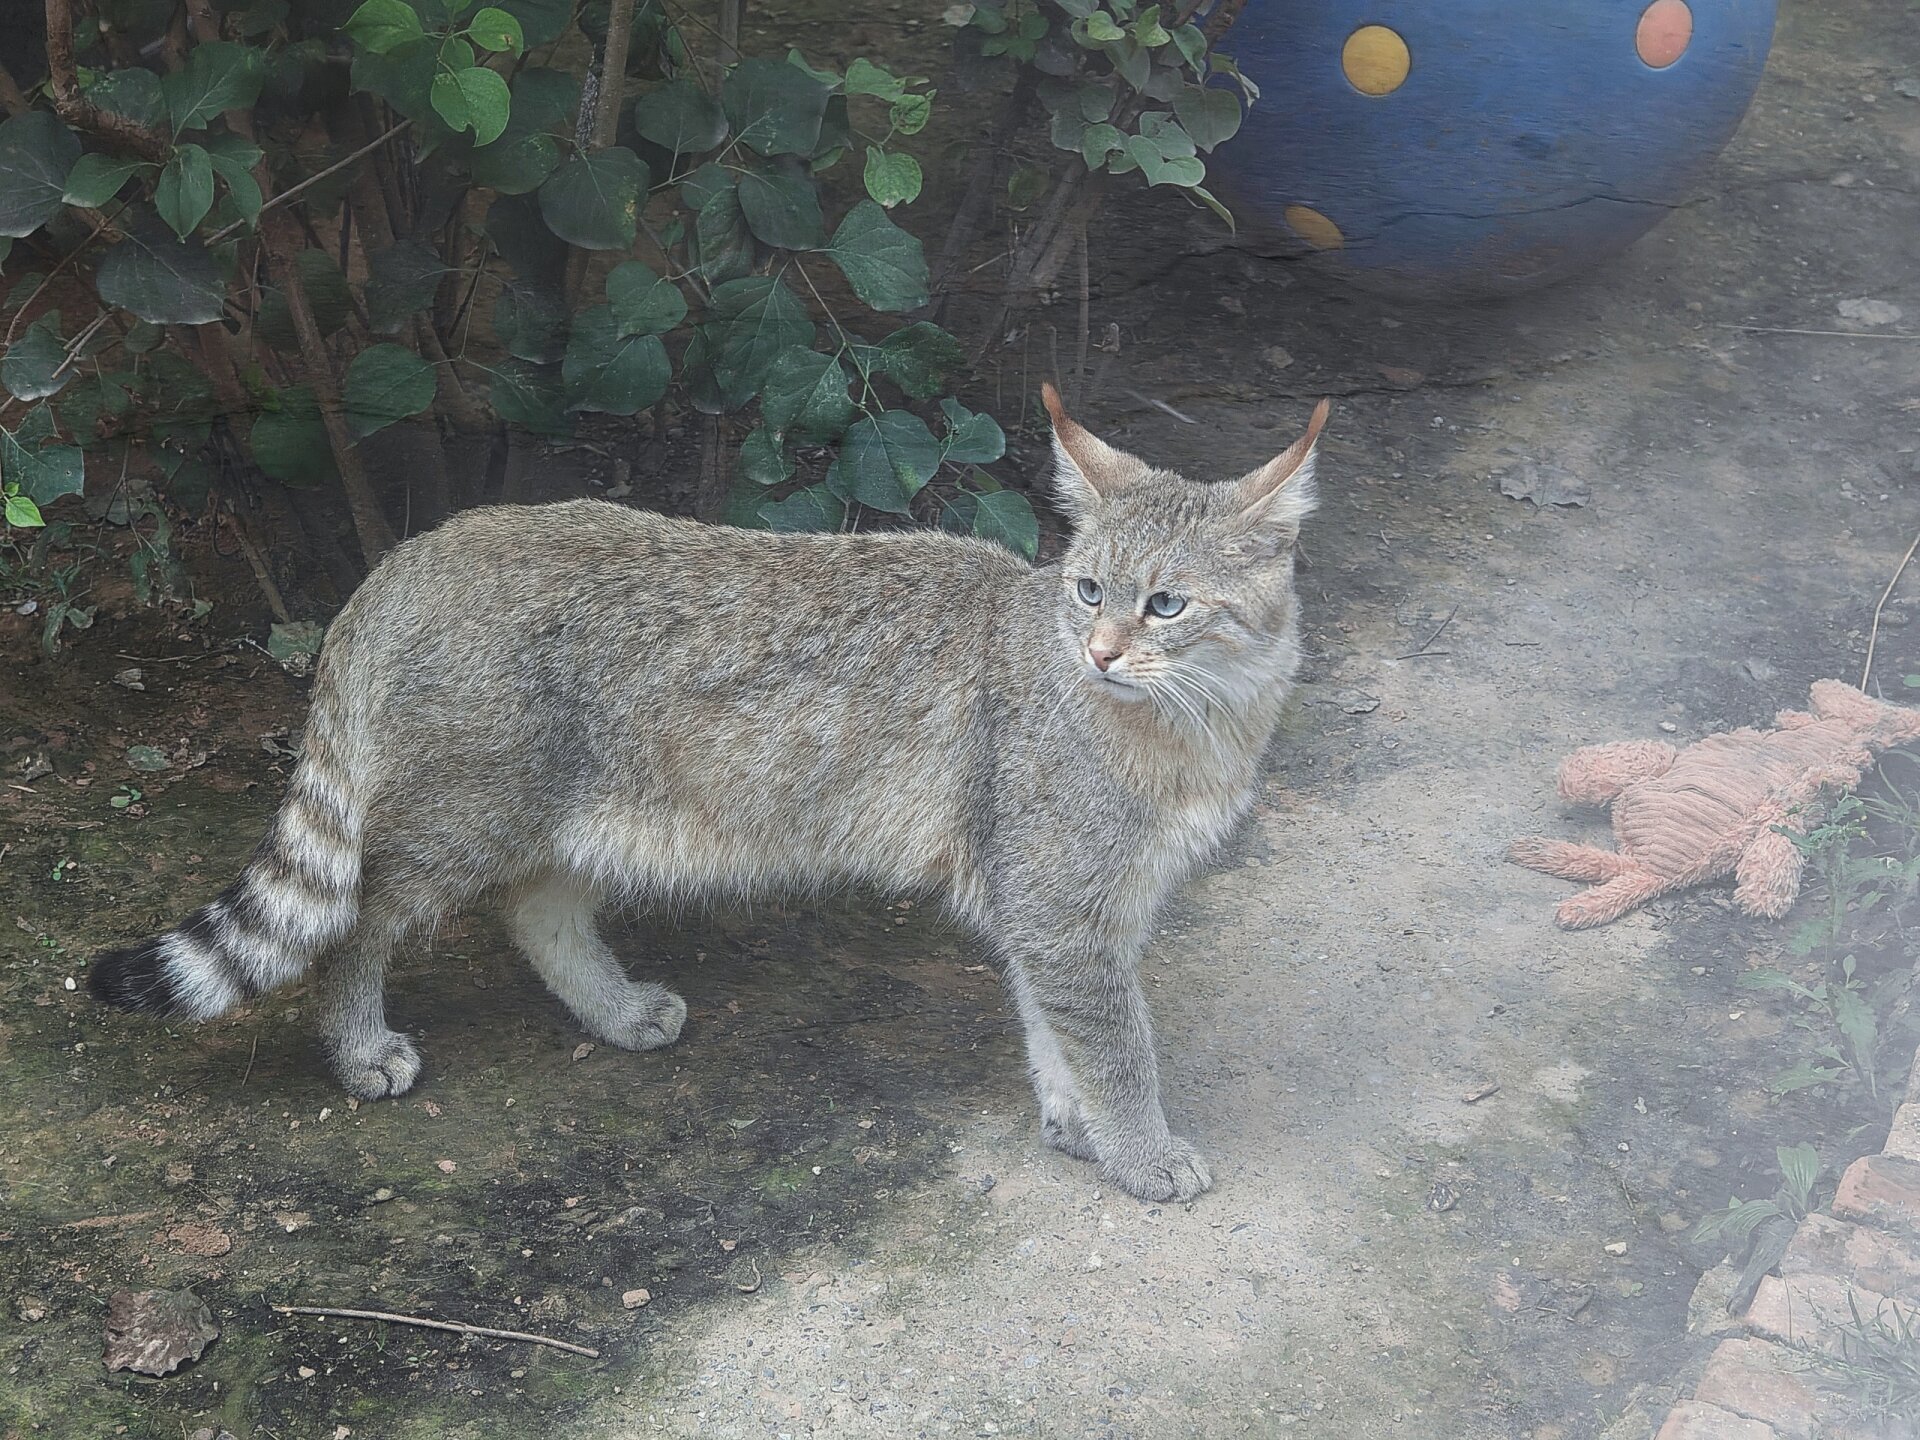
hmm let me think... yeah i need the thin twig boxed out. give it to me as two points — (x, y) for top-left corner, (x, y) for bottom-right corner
(205, 122), (411, 245)
(1862, 531), (1920, 691)
(1395, 603), (1459, 661)
(1716, 323), (1920, 341)
(272, 1304), (602, 1359)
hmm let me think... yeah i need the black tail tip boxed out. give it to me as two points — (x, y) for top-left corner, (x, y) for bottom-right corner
(89, 938), (177, 1013)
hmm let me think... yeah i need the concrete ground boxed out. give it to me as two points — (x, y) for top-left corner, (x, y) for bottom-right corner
(4, 1), (1919, 1437)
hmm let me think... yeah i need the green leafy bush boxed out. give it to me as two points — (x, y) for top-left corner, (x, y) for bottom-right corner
(0, 0), (1250, 606)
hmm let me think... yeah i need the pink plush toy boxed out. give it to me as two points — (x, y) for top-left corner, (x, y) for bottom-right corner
(1510, 680), (1920, 929)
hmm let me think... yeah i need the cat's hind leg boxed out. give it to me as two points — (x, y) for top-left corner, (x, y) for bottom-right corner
(318, 920), (422, 1099)
(510, 877), (686, 1051)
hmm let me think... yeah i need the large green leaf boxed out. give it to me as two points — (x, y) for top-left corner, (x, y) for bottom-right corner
(491, 280), (568, 361)
(973, 489), (1038, 558)
(825, 200), (928, 312)
(759, 346), (853, 441)
(488, 357), (568, 434)
(156, 143), (216, 238)
(1, 404), (85, 506)
(681, 327), (754, 415)
(201, 132), (264, 228)
(1, 313), (72, 402)
(862, 148), (922, 209)
(350, 36), (450, 139)
(760, 483), (843, 532)
(633, 77), (728, 157)
(366, 239), (449, 332)
(435, 64), (512, 145)
(85, 69), (166, 129)
(163, 41), (265, 132)
(939, 397), (1005, 464)
(63, 153), (151, 208)
(1122, 136), (1203, 187)
(722, 57), (831, 158)
(471, 113), (561, 194)
(509, 68), (580, 128)
(737, 424), (792, 486)
(470, 71), (572, 191)
(691, 182), (753, 283)
(538, 147), (646, 250)
(342, 0), (425, 53)
(606, 260), (686, 337)
(249, 385), (335, 487)
(847, 321), (964, 400)
(827, 409), (940, 513)
(561, 304), (671, 415)
(93, 213), (226, 325)
(705, 276), (814, 398)
(1175, 84), (1241, 152)
(0, 113), (81, 239)
(469, 6), (526, 53)
(843, 57), (910, 100)
(494, 0), (571, 46)
(344, 342), (438, 437)
(736, 167), (826, 250)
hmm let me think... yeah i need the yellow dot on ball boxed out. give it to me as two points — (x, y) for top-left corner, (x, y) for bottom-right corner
(1342, 25), (1411, 96)
(1284, 204), (1345, 251)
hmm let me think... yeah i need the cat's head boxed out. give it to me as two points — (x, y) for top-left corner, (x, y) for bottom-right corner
(1041, 384), (1326, 712)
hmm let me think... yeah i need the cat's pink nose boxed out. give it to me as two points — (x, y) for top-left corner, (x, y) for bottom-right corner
(1088, 641), (1123, 672)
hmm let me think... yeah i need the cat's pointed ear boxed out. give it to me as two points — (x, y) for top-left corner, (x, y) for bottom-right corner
(1041, 382), (1144, 520)
(1232, 398), (1329, 546)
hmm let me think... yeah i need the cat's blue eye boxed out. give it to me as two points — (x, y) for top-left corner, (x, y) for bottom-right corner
(1075, 578), (1103, 607)
(1146, 592), (1186, 619)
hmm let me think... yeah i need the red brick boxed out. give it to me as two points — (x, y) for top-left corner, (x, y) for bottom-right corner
(1691, 1338), (1826, 1440)
(1781, 1211), (1920, 1299)
(1744, 1272), (1914, 1355)
(1833, 1154), (1920, 1240)
(1655, 1399), (1778, 1440)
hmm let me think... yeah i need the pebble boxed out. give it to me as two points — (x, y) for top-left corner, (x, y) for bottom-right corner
(622, 1288), (651, 1310)
(1603, 1241), (1628, 1257)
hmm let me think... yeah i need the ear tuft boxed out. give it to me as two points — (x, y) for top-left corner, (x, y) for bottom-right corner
(1233, 398), (1329, 545)
(1042, 382), (1145, 522)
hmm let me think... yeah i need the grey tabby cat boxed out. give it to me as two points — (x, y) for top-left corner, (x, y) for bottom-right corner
(90, 387), (1328, 1202)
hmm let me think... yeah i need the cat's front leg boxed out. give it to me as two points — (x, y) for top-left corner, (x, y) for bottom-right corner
(1003, 936), (1212, 1203)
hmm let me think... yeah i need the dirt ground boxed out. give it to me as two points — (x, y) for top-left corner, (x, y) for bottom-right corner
(7, 1), (1920, 1436)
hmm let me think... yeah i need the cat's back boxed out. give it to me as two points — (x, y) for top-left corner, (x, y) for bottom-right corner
(351, 499), (1033, 632)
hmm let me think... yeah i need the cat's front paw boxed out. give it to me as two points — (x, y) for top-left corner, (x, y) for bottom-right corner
(592, 983), (687, 1051)
(1102, 1136), (1213, 1202)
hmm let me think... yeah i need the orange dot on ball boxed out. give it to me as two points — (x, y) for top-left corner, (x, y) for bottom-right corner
(1342, 25), (1411, 96)
(1636, 0), (1693, 67)
(1284, 204), (1345, 251)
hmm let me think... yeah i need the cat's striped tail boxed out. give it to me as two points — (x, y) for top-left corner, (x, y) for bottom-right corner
(90, 674), (364, 1019)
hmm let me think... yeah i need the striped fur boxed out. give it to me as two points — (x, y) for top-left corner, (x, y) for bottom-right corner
(90, 677), (364, 1018)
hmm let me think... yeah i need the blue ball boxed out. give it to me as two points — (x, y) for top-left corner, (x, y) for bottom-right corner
(1210, 1), (1778, 298)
